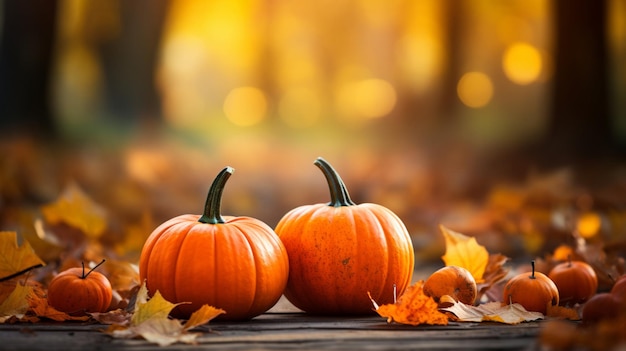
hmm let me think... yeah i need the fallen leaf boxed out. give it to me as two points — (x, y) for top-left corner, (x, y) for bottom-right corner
(41, 182), (107, 239)
(476, 253), (510, 302)
(105, 282), (225, 346)
(370, 281), (448, 326)
(0, 283), (32, 322)
(546, 304), (580, 321)
(90, 309), (132, 325)
(439, 295), (543, 324)
(27, 288), (89, 322)
(131, 317), (200, 347)
(0, 232), (46, 282)
(184, 304), (226, 330)
(440, 225), (489, 283)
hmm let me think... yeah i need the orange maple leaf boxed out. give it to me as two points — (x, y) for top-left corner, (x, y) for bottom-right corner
(370, 281), (448, 326)
(27, 285), (89, 322)
(0, 231), (45, 282)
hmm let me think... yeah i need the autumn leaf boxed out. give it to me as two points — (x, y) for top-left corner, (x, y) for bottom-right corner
(546, 303), (580, 321)
(27, 286), (90, 322)
(41, 182), (107, 239)
(439, 295), (543, 324)
(0, 231), (46, 282)
(184, 304), (226, 330)
(370, 281), (448, 326)
(477, 253), (510, 302)
(440, 225), (489, 283)
(0, 284), (32, 323)
(106, 282), (225, 346)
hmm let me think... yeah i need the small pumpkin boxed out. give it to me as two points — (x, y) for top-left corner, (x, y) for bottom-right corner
(548, 257), (598, 305)
(275, 157), (414, 315)
(581, 292), (622, 325)
(503, 260), (559, 314)
(47, 259), (112, 316)
(139, 167), (289, 321)
(423, 266), (477, 305)
(610, 274), (626, 300)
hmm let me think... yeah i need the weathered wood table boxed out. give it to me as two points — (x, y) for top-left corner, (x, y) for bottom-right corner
(1, 302), (543, 351)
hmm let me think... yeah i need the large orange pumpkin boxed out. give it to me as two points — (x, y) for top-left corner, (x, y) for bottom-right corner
(139, 167), (289, 321)
(275, 157), (414, 314)
(47, 259), (112, 316)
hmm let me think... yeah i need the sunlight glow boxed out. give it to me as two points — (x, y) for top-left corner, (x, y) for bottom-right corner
(457, 72), (493, 108)
(223, 87), (267, 127)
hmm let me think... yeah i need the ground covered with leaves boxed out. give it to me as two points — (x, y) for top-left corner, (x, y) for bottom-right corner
(1, 134), (626, 349)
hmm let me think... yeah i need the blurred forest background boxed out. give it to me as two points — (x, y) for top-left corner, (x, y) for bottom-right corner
(1, 0), (625, 263)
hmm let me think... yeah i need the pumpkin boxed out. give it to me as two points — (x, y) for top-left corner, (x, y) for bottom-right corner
(423, 266), (477, 305)
(47, 259), (112, 316)
(503, 260), (559, 314)
(139, 167), (289, 321)
(275, 157), (414, 314)
(581, 292), (622, 325)
(548, 257), (598, 305)
(610, 274), (626, 302)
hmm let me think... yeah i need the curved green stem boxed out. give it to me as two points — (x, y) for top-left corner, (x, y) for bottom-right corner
(199, 167), (234, 224)
(314, 157), (355, 207)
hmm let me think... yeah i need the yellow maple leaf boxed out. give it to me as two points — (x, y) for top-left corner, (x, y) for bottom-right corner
(131, 289), (181, 326)
(370, 281), (448, 326)
(0, 284), (32, 323)
(106, 282), (224, 346)
(440, 225), (489, 283)
(0, 231), (46, 281)
(41, 182), (107, 239)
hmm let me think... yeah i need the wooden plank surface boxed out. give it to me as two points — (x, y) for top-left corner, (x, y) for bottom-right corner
(0, 311), (542, 351)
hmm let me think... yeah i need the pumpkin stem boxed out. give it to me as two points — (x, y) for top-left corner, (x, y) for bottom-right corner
(567, 254), (572, 267)
(82, 259), (106, 279)
(199, 166), (234, 224)
(529, 260), (536, 279)
(314, 157), (356, 207)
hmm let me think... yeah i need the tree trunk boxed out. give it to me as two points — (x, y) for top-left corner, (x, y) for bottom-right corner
(97, 0), (170, 126)
(545, 0), (615, 162)
(0, 0), (59, 138)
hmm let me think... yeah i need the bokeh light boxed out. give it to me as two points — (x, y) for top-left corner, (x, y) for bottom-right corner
(223, 87), (267, 127)
(577, 212), (602, 239)
(336, 78), (397, 120)
(457, 72), (494, 108)
(503, 42), (543, 85)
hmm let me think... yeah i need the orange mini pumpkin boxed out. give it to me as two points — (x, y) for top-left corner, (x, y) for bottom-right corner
(139, 167), (289, 321)
(548, 257), (598, 305)
(275, 157), (414, 315)
(503, 260), (559, 314)
(423, 266), (477, 305)
(47, 259), (112, 316)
